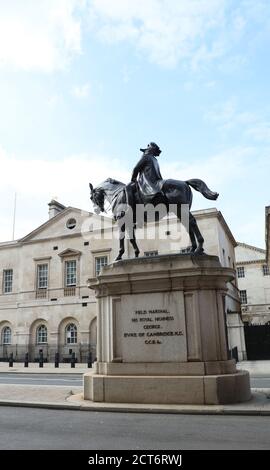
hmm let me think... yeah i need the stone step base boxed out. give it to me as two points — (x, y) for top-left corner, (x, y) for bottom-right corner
(94, 359), (236, 376)
(84, 370), (251, 405)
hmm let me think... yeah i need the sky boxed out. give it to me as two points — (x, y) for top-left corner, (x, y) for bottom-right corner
(0, 0), (269, 248)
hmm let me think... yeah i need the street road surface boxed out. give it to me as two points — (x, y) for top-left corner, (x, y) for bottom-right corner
(0, 407), (269, 450)
(0, 373), (83, 386)
(0, 373), (269, 388)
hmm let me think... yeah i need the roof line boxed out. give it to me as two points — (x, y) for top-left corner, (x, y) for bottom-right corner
(19, 206), (94, 243)
(237, 241), (266, 253)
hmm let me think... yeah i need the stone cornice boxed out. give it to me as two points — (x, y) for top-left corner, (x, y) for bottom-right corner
(88, 254), (234, 297)
(194, 209), (237, 247)
(236, 259), (266, 266)
(91, 248), (112, 254)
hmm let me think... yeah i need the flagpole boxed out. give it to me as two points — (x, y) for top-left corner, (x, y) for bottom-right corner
(12, 192), (17, 241)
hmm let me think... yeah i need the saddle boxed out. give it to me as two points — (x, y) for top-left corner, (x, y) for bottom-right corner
(126, 181), (166, 207)
(126, 182), (142, 207)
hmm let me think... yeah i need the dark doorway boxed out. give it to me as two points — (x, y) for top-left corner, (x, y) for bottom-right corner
(244, 323), (270, 360)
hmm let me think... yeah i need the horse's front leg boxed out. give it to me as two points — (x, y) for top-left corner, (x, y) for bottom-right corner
(115, 223), (125, 261)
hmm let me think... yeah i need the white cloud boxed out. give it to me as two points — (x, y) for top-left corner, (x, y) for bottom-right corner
(163, 146), (254, 188)
(0, 0), (268, 71)
(72, 83), (91, 98)
(204, 99), (270, 143)
(47, 94), (63, 107)
(205, 80), (217, 88)
(183, 81), (194, 92)
(0, 144), (258, 242)
(88, 0), (228, 67)
(204, 98), (238, 130)
(0, 146), (129, 241)
(0, 0), (83, 72)
(86, 0), (270, 69)
(246, 122), (270, 142)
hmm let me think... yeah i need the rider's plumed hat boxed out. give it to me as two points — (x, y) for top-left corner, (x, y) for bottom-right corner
(140, 142), (161, 153)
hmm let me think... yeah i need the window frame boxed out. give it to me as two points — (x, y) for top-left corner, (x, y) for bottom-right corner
(65, 260), (77, 287)
(65, 323), (78, 344)
(237, 266), (245, 278)
(36, 324), (48, 344)
(3, 269), (13, 294)
(66, 218), (77, 230)
(2, 326), (12, 345)
(240, 290), (247, 304)
(95, 255), (108, 277)
(37, 264), (48, 289)
(263, 265), (270, 276)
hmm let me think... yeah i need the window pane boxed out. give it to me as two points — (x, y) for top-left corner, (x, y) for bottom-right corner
(240, 290), (247, 304)
(2, 327), (11, 344)
(37, 264), (48, 288)
(66, 323), (77, 344)
(3, 269), (13, 293)
(263, 265), (270, 276)
(144, 251), (158, 257)
(95, 256), (108, 276)
(237, 267), (245, 278)
(65, 261), (77, 286)
(37, 325), (47, 344)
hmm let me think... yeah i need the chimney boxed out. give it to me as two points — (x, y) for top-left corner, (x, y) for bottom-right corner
(48, 200), (66, 219)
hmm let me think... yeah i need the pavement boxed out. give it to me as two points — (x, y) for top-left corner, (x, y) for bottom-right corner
(0, 361), (270, 415)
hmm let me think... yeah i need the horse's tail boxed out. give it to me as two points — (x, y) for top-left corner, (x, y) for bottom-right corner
(186, 179), (219, 200)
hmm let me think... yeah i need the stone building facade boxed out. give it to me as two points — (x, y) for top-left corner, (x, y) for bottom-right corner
(235, 242), (270, 360)
(266, 205), (270, 265)
(0, 201), (246, 362)
(235, 242), (270, 324)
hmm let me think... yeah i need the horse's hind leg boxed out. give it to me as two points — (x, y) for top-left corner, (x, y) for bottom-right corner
(190, 213), (204, 254)
(189, 221), (197, 252)
(176, 205), (197, 252)
(115, 223), (125, 261)
(129, 228), (140, 258)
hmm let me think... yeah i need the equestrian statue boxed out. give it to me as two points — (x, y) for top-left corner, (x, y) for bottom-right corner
(89, 142), (218, 261)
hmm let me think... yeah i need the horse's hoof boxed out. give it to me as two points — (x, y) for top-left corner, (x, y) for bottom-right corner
(135, 251), (140, 258)
(115, 255), (122, 261)
(193, 247), (204, 255)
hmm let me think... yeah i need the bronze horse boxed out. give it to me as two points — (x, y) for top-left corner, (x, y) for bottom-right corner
(89, 177), (218, 261)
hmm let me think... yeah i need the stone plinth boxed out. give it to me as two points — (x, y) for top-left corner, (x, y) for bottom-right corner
(84, 254), (251, 405)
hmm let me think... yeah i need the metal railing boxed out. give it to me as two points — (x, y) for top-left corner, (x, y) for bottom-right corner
(0, 343), (96, 365)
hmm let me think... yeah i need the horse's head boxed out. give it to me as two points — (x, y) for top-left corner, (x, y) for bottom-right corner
(89, 183), (105, 214)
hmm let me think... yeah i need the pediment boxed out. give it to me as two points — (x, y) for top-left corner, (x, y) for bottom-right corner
(19, 204), (113, 244)
(20, 207), (91, 242)
(58, 249), (81, 258)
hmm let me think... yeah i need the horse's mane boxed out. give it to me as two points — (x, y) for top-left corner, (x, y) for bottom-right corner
(104, 178), (125, 186)
(94, 178), (125, 208)
(95, 178), (125, 192)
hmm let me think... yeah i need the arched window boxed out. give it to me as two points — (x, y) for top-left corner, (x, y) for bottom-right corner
(66, 323), (77, 344)
(36, 325), (48, 344)
(2, 326), (11, 345)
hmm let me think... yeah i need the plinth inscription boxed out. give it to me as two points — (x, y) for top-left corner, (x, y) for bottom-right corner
(119, 292), (187, 362)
